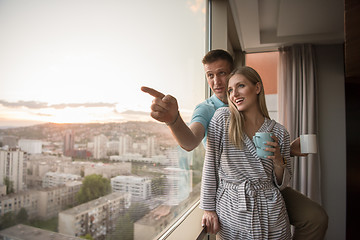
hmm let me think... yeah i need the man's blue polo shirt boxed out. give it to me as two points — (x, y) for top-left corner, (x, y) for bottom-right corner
(190, 94), (228, 146)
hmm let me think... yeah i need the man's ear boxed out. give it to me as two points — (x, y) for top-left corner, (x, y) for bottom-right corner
(256, 82), (262, 94)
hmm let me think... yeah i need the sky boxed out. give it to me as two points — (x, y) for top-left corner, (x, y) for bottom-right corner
(0, 0), (206, 127)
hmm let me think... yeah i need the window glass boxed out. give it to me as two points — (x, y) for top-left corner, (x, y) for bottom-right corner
(0, 0), (206, 239)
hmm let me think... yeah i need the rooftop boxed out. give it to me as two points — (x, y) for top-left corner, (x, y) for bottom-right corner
(60, 192), (128, 216)
(0, 224), (82, 240)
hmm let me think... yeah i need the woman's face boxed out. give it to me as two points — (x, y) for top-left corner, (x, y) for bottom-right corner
(227, 73), (261, 112)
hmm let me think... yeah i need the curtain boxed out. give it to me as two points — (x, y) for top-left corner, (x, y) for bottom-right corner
(278, 44), (322, 204)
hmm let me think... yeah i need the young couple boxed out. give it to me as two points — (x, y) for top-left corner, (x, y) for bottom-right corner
(142, 49), (328, 239)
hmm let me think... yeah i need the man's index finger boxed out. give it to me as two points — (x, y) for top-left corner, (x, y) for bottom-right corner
(141, 86), (165, 99)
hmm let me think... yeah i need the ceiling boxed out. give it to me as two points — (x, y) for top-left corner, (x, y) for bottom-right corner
(228, 0), (345, 53)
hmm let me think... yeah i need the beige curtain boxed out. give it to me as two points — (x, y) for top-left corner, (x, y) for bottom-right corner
(278, 44), (322, 204)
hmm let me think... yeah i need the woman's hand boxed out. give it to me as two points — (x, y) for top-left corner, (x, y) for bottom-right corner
(201, 210), (220, 234)
(265, 135), (285, 184)
(265, 135), (283, 166)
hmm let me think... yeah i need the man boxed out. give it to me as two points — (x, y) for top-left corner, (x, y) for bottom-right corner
(141, 49), (328, 239)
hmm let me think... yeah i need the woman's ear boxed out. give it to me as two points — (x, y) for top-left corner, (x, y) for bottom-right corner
(255, 82), (262, 95)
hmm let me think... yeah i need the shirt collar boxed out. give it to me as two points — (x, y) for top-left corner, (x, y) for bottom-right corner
(210, 94), (228, 108)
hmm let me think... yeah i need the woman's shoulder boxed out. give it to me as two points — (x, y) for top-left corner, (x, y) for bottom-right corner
(213, 107), (230, 118)
(269, 119), (290, 137)
(210, 107), (230, 124)
(215, 106), (230, 114)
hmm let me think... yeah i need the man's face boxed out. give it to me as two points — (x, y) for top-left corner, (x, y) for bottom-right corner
(203, 59), (232, 103)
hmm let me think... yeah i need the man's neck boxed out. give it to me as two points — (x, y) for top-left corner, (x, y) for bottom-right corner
(214, 95), (227, 104)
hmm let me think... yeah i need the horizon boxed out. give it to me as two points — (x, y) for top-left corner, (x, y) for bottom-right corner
(0, 110), (193, 129)
(0, 108), (193, 129)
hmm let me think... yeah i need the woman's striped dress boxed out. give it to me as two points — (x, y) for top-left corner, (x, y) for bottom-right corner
(200, 107), (292, 239)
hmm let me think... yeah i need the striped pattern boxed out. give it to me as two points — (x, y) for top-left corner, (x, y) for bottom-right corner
(200, 107), (292, 239)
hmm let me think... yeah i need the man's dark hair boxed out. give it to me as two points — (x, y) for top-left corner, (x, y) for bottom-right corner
(202, 49), (234, 70)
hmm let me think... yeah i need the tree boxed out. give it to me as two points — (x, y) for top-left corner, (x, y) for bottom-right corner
(3, 177), (14, 194)
(80, 234), (94, 240)
(0, 212), (16, 230)
(76, 174), (111, 204)
(80, 169), (85, 178)
(16, 208), (28, 224)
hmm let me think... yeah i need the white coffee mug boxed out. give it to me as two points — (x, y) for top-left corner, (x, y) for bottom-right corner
(300, 134), (317, 154)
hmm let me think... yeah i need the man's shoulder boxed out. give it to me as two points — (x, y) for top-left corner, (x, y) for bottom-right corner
(196, 97), (217, 108)
(193, 98), (218, 116)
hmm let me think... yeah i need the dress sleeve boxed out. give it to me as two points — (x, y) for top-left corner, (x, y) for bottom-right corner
(273, 125), (292, 190)
(200, 110), (224, 211)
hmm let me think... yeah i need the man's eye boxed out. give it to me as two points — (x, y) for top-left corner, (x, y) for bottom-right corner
(219, 72), (226, 76)
(207, 74), (214, 79)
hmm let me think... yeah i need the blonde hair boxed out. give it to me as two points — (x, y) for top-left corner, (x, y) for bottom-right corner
(227, 66), (270, 149)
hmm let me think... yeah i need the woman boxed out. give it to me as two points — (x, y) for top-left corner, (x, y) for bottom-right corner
(200, 66), (292, 239)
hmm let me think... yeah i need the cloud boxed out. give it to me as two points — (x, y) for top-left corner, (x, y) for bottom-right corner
(119, 110), (149, 116)
(34, 113), (53, 117)
(0, 100), (116, 109)
(51, 102), (116, 109)
(0, 100), (48, 109)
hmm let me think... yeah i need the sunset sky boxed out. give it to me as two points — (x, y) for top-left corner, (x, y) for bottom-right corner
(0, 0), (206, 127)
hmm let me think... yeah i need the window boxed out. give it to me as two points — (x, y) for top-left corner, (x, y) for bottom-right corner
(0, 0), (206, 239)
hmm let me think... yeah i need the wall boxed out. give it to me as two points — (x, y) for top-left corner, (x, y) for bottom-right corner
(315, 44), (346, 240)
(345, 0), (360, 238)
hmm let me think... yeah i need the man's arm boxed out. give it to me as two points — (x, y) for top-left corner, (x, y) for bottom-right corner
(141, 86), (205, 151)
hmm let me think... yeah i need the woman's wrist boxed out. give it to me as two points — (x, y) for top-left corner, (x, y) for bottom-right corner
(274, 157), (286, 169)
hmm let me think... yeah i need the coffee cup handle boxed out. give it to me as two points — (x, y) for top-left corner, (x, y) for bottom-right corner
(253, 135), (260, 148)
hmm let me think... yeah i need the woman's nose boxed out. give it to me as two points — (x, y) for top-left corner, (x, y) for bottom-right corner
(232, 89), (239, 97)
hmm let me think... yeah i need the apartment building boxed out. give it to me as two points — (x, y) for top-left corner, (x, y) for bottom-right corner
(111, 175), (151, 201)
(58, 192), (131, 239)
(0, 190), (39, 218)
(109, 153), (168, 165)
(26, 155), (71, 187)
(42, 172), (81, 188)
(0, 182), (81, 220)
(93, 134), (107, 159)
(118, 135), (132, 156)
(37, 181), (82, 219)
(63, 129), (75, 157)
(0, 148), (27, 193)
(164, 167), (192, 206)
(84, 162), (131, 178)
(0, 185), (6, 197)
(18, 139), (42, 154)
(134, 205), (173, 240)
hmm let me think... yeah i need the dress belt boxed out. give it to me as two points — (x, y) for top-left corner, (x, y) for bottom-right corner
(219, 179), (274, 211)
